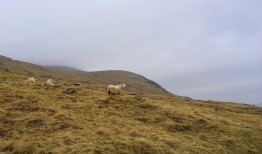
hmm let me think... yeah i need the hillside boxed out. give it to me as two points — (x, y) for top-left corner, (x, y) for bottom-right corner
(0, 55), (262, 153)
(0, 56), (91, 82)
(0, 55), (171, 95)
(52, 66), (171, 95)
(1, 71), (262, 153)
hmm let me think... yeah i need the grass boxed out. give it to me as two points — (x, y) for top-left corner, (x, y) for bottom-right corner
(0, 71), (262, 153)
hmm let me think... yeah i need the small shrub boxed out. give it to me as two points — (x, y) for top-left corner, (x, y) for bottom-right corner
(199, 135), (208, 141)
(13, 142), (35, 154)
(45, 109), (56, 116)
(2, 142), (14, 152)
(27, 119), (45, 128)
(163, 139), (179, 149)
(129, 132), (143, 138)
(137, 103), (156, 109)
(166, 124), (191, 132)
(165, 112), (184, 123)
(2, 142), (35, 154)
(135, 117), (150, 123)
(0, 129), (8, 138)
(11, 101), (41, 112)
(2, 117), (15, 127)
(26, 95), (39, 103)
(130, 140), (160, 154)
(53, 121), (71, 131)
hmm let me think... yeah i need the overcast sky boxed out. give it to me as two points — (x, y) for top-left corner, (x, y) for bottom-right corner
(1, 0), (262, 104)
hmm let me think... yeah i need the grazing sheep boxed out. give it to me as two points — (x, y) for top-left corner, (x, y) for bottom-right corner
(46, 79), (56, 83)
(107, 83), (126, 97)
(42, 79), (56, 87)
(25, 77), (36, 84)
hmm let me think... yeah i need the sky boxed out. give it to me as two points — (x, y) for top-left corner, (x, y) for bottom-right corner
(0, 0), (262, 105)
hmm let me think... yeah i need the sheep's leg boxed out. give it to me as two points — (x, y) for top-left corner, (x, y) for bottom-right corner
(108, 91), (113, 99)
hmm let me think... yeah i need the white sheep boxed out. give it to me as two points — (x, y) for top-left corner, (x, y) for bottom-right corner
(42, 79), (56, 87)
(107, 83), (126, 97)
(24, 77), (36, 84)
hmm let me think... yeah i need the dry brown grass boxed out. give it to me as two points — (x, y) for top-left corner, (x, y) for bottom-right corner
(1, 72), (262, 154)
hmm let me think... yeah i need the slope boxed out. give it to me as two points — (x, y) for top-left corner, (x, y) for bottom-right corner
(0, 55), (88, 82)
(0, 71), (262, 153)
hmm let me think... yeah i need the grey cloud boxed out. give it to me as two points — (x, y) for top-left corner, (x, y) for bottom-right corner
(0, 0), (261, 104)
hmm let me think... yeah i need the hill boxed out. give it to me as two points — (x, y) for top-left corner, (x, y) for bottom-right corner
(0, 55), (171, 95)
(52, 66), (171, 95)
(0, 55), (262, 153)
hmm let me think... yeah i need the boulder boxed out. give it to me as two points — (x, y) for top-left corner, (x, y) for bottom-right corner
(63, 88), (77, 94)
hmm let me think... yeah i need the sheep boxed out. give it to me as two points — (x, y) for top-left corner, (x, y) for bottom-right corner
(42, 79), (56, 87)
(107, 83), (126, 97)
(46, 79), (56, 83)
(24, 77), (36, 84)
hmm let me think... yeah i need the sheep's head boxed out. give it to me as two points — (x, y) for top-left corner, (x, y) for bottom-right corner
(28, 77), (36, 82)
(121, 83), (126, 88)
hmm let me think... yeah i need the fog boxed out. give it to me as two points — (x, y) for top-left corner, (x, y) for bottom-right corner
(1, 0), (262, 104)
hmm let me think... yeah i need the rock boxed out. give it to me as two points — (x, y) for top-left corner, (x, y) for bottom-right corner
(72, 83), (80, 86)
(86, 85), (92, 91)
(135, 96), (145, 102)
(64, 88), (77, 94)
(4, 68), (11, 72)
(215, 108), (223, 112)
